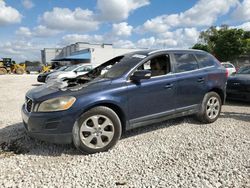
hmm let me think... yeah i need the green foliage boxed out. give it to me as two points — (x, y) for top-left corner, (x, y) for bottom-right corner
(192, 26), (250, 62)
(192, 43), (210, 52)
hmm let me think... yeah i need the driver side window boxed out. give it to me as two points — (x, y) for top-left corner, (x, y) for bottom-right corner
(137, 54), (171, 78)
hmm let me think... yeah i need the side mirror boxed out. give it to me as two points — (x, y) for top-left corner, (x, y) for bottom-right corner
(130, 70), (151, 82)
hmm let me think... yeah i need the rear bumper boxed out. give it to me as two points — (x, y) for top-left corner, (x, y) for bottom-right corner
(226, 90), (250, 102)
(21, 105), (75, 144)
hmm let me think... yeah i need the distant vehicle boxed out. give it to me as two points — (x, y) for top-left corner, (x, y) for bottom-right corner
(45, 64), (92, 83)
(22, 49), (227, 154)
(227, 65), (250, 101)
(221, 62), (236, 76)
(37, 66), (68, 83)
(0, 58), (25, 75)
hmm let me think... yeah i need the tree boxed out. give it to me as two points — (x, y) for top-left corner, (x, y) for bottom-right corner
(192, 43), (210, 52)
(192, 26), (249, 62)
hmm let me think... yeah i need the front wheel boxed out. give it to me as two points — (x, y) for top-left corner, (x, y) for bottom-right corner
(196, 92), (222, 123)
(72, 106), (122, 154)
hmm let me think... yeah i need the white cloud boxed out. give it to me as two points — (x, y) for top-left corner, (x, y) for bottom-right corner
(16, 27), (32, 37)
(137, 37), (156, 48)
(0, 40), (45, 62)
(97, 0), (149, 21)
(16, 25), (61, 38)
(22, 0), (34, 9)
(40, 7), (99, 32)
(135, 27), (200, 49)
(141, 0), (238, 33)
(61, 34), (104, 45)
(0, 1), (22, 25)
(234, 22), (250, 31)
(33, 25), (61, 37)
(113, 40), (135, 48)
(112, 22), (133, 36)
(231, 0), (250, 22)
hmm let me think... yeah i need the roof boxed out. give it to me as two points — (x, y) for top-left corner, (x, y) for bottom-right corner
(124, 49), (206, 56)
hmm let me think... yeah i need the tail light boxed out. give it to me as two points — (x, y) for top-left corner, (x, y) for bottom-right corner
(225, 69), (229, 78)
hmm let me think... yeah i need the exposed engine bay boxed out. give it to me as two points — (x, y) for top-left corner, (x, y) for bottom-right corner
(49, 56), (123, 91)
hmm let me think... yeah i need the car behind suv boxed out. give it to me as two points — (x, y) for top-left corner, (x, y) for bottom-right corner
(46, 64), (92, 83)
(22, 49), (227, 154)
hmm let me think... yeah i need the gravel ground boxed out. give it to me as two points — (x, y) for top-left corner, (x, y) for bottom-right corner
(0, 75), (249, 187)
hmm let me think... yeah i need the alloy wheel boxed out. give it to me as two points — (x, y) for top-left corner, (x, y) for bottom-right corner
(79, 115), (115, 149)
(206, 97), (220, 119)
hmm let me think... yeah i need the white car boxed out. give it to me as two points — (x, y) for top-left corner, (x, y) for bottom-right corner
(221, 62), (236, 76)
(46, 64), (92, 83)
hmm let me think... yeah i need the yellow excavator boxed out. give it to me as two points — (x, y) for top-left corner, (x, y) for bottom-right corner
(0, 58), (26, 75)
(0, 58), (51, 75)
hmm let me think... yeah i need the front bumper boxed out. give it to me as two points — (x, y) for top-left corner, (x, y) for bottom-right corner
(21, 105), (75, 144)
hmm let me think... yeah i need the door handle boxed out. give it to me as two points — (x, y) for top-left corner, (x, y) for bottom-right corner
(197, 78), (205, 82)
(164, 84), (173, 89)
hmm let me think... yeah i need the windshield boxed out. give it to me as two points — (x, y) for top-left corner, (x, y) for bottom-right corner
(57, 66), (68, 71)
(64, 65), (79, 72)
(237, 66), (250, 74)
(99, 55), (143, 79)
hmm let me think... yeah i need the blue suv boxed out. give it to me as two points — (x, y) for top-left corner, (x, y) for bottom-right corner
(22, 50), (227, 154)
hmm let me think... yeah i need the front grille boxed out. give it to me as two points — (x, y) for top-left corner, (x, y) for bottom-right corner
(25, 97), (33, 112)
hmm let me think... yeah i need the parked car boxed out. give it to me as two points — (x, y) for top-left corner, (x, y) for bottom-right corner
(226, 65), (250, 101)
(45, 64), (92, 83)
(37, 66), (69, 83)
(22, 49), (227, 154)
(221, 62), (236, 76)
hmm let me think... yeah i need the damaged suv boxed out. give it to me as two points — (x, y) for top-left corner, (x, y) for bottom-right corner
(22, 49), (227, 154)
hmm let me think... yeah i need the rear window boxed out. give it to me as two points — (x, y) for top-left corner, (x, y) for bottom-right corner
(222, 63), (234, 68)
(174, 53), (199, 73)
(195, 53), (215, 68)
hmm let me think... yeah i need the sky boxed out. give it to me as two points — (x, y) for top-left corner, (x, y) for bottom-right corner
(0, 0), (250, 62)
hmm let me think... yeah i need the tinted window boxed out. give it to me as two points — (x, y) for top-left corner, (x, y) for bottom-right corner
(65, 65), (79, 71)
(237, 66), (250, 74)
(174, 53), (198, 73)
(195, 53), (215, 68)
(222, 63), (234, 68)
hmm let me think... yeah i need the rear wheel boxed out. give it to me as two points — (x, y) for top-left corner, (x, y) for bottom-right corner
(0, 68), (7, 75)
(72, 106), (122, 154)
(15, 68), (25, 74)
(196, 92), (222, 123)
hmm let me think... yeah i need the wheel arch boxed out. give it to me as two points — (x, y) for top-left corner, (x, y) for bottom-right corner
(208, 88), (225, 104)
(79, 102), (127, 133)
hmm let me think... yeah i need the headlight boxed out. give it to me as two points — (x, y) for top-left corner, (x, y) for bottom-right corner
(37, 96), (76, 112)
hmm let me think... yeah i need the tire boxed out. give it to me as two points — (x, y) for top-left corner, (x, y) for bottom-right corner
(0, 68), (7, 75)
(15, 68), (25, 74)
(72, 106), (122, 154)
(196, 92), (222, 123)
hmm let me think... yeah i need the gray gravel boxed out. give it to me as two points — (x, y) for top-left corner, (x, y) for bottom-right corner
(0, 75), (249, 187)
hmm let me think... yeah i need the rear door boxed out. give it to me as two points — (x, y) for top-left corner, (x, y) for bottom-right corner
(172, 52), (207, 110)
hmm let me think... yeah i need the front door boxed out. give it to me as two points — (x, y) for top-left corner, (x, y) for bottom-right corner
(126, 53), (177, 127)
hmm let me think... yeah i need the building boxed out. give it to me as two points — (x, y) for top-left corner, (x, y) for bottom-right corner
(41, 48), (62, 65)
(41, 42), (142, 67)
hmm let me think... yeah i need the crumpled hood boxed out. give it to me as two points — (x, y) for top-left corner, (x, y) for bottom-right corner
(26, 78), (112, 101)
